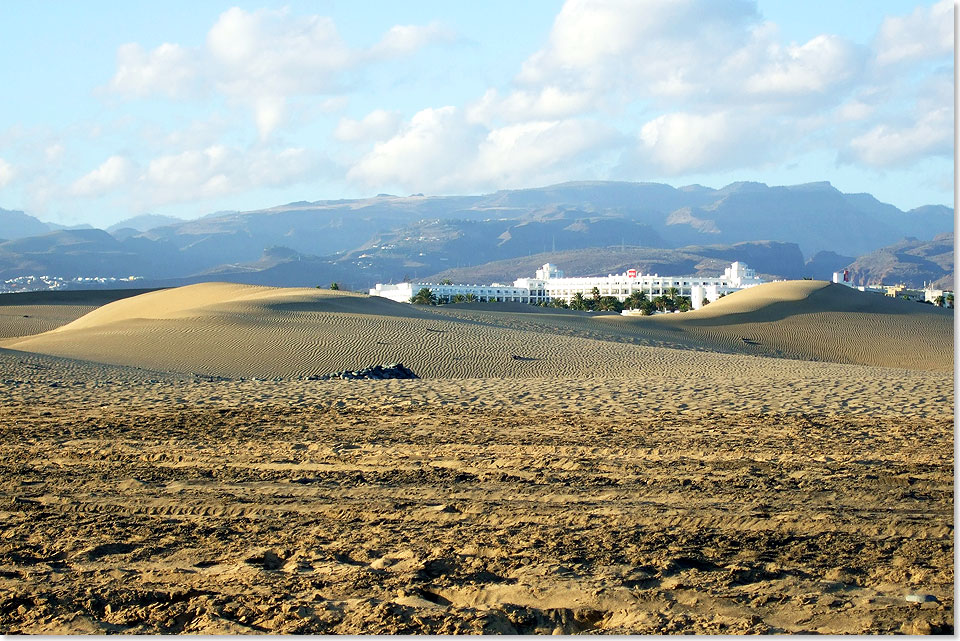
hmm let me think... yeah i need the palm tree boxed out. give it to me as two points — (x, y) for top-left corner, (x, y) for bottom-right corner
(570, 292), (587, 311)
(934, 295), (945, 307)
(410, 287), (437, 305)
(597, 296), (623, 312)
(329, 282), (340, 290)
(666, 287), (679, 302)
(653, 295), (671, 312)
(947, 293), (954, 308)
(465, 293), (477, 303)
(677, 296), (692, 312)
(627, 290), (647, 309)
(591, 287), (601, 302)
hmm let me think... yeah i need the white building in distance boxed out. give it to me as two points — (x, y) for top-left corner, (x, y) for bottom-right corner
(370, 261), (763, 309)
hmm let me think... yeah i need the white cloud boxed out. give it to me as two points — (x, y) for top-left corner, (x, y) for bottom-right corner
(348, 106), (616, 192)
(473, 119), (618, 186)
(334, 109), (402, 142)
(0, 158), (14, 188)
(110, 42), (199, 98)
(467, 87), (595, 126)
(366, 21), (455, 59)
(743, 34), (863, 96)
(517, 0), (758, 96)
(109, 8), (454, 139)
(835, 100), (874, 122)
(875, 0), (953, 65)
(70, 155), (135, 197)
(846, 107), (952, 167)
(348, 107), (477, 190)
(44, 144), (65, 163)
(638, 111), (774, 174)
(143, 145), (315, 205)
(514, 1), (871, 113)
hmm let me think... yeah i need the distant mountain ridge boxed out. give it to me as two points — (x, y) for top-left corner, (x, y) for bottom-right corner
(847, 233), (954, 289)
(0, 180), (953, 290)
(0, 208), (53, 240)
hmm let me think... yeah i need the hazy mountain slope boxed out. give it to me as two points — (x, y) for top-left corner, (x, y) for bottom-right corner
(426, 241), (806, 284)
(337, 212), (668, 281)
(0, 208), (53, 240)
(846, 233), (954, 289)
(0, 229), (182, 280)
(107, 214), (184, 235)
(665, 182), (904, 256)
(126, 180), (952, 268)
(804, 251), (858, 280)
(1, 180), (952, 289)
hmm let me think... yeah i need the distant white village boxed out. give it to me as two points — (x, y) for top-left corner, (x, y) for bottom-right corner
(1, 275), (144, 293)
(371, 262), (954, 312)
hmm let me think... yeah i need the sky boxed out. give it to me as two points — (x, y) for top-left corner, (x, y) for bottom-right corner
(0, 0), (953, 227)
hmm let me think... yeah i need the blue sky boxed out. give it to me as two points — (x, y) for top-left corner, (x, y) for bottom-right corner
(0, 0), (953, 227)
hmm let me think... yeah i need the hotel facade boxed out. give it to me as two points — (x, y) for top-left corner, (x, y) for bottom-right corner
(370, 261), (763, 310)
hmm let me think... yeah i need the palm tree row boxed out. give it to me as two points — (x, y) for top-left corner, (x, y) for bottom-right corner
(410, 287), (480, 305)
(412, 285), (695, 313)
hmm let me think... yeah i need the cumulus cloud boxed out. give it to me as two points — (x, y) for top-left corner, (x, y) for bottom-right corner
(348, 106), (616, 192)
(143, 145), (315, 205)
(110, 42), (199, 98)
(742, 34), (864, 96)
(467, 87), (595, 126)
(835, 100), (874, 122)
(517, 0), (758, 96)
(70, 155), (135, 197)
(334, 110), (402, 142)
(0, 158), (14, 188)
(348, 107), (478, 190)
(845, 107), (952, 167)
(473, 118), (619, 185)
(637, 111), (775, 174)
(366, 21), (455, 59)
(874, 0), (953, 65)
(109, 8), (453, 138)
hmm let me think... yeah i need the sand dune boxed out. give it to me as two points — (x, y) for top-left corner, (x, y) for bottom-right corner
(1, 281), (951, 379)
(0, 281), (952, 634)
(0, 304), (98, 339)
(602, 280), (953, 371)
(0, 288), (153, 339)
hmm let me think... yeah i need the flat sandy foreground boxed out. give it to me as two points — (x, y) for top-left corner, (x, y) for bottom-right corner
(0, 281), (953, 634)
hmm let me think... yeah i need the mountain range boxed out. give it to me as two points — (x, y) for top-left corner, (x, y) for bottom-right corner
(0, 181), (953, 291)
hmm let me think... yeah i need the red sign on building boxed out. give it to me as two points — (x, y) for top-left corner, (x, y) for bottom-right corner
(627, 269), (638, 279)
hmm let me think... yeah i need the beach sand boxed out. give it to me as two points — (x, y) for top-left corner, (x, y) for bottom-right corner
(0, 281), (952, 634)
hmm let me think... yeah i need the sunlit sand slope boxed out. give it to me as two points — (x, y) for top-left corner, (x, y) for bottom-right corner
(600, 280), (954, 371)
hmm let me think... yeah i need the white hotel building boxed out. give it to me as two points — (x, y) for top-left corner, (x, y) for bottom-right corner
(370, 261), (763, 310)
